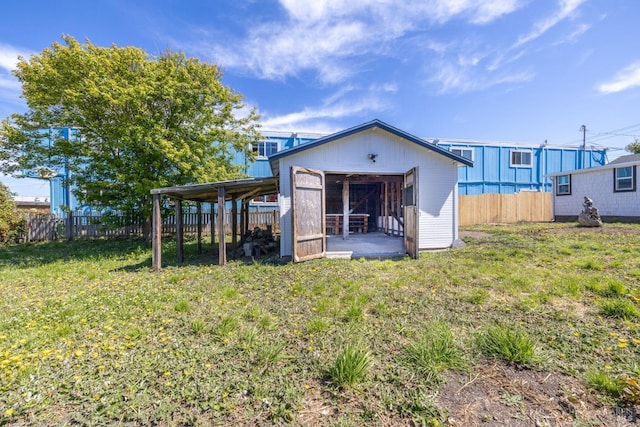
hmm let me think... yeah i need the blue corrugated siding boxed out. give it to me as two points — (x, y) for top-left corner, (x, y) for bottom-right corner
(439, 142), (607, 195)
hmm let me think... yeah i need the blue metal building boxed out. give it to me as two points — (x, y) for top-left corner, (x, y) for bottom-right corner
(435, 140), (607, 195)
(45, 128), (608, 213)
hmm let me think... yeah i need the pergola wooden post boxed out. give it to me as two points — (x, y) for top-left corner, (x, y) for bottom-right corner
(231, 196), (238, 255)
(176, 199), (184, 263)
(240, 201), (245, 238)
(210, 202), (215, 247)
(244, 201), (249, 234)
(217, 187), (226, 266)
(196, 202), (202, 254)
(152, 194), (162, 271)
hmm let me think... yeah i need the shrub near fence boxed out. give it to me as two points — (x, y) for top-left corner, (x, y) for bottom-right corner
(24, 210), (281, 242)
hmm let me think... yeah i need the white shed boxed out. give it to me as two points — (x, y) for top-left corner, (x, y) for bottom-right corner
(548, 154), (640, 222)
(268, 119), (473, 261)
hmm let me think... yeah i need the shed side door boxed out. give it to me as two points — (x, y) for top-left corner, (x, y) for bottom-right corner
(291, 166), (326, 262)
(404, 167), (419, 259)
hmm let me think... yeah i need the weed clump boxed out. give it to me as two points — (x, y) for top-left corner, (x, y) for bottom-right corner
(476, 324), (538, 366)
(327, 344), (372, 388)
(402, 322), (466, 385)
(599, 299), (640, 319)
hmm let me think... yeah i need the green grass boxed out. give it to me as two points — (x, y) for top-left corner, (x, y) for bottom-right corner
(1, 224), (640, 424)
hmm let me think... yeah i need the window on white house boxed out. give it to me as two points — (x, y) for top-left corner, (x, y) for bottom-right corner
(451, 148), (473, 161)
(510, 150), (532, 167)
(252, 141), (279, 158)
(556, 174), (571, 195)
(614, 166), (636, 192)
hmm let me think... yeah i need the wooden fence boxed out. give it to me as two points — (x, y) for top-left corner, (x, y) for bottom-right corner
(22, 193), (552, 241)
(459, 192), (552, 226)
(24, 210), (280, 242)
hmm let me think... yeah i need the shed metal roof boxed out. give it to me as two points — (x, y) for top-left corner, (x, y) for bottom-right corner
(150, 177), (278, 202)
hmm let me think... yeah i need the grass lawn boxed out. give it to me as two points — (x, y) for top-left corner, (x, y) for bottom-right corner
(1, 223), (639, 425)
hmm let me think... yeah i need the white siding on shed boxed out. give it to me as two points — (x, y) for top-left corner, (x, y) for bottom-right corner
(278, 128), (460, 257)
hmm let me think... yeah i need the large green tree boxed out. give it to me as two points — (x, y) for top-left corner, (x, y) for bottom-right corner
(0, 36), (260, 234)
(626, 140), (640, 154)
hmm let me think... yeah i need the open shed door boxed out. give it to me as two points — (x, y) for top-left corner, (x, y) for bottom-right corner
(291, 166), (326, 262)
(404, 167), (419, 259)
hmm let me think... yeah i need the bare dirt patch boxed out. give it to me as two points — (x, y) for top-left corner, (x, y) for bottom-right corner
(439, 362), (639, 426)
(459, 230), (493, 240)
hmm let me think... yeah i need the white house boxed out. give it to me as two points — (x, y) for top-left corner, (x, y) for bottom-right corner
(268, 119), (473, 261)
(548, 154), (640, 222)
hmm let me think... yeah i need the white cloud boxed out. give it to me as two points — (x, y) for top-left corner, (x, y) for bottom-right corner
(0, 43), (31, 72)
(260, 86), (389, 130)
(428, 59), (533, 94)
(597, 61), (640, 94)
(469, 0), (522, 24)
(0, 44), (30, 110)
(552, 22), (591, 45)
(202, 0), (525, 84)
(0, 75), (20, 91)
(513, 0), (586, 48)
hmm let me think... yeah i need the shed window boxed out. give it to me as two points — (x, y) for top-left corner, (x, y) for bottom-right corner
(451, 148), (473, 161)
(614, 166), (636, 192)
(556, 174), (571, 195)
(510, 150), (532, 167)
(252, 141), (279, 158)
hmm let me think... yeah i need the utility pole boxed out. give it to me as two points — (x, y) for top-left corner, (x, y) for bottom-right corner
(580, 125), (586, 169)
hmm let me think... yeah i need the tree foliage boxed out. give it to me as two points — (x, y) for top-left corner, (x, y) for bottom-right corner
(626, 140), (640, 154)
(0, 35), (260, 229)
(0, 182), (26, 244)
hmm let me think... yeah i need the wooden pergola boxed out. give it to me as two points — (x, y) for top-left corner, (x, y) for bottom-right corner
(150, 177), (279, 271)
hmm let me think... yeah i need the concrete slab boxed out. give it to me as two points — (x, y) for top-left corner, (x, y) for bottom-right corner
(326, 232), (406, 259)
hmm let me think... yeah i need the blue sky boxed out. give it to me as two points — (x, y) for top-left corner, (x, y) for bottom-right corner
(2, 0), (640, 197)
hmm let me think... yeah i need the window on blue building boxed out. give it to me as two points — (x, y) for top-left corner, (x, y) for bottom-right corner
(252, 141), (279, 158)
(614, 166), (636, 192)
(451, 148), (473, 161)
(556, 174), (571, 195)
(510, 150), (532, 167)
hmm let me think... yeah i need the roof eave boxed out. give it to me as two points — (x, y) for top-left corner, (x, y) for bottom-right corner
(267, 119), (473, 169)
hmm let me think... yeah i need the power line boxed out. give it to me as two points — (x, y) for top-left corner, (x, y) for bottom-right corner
(563, 122), (640, 146)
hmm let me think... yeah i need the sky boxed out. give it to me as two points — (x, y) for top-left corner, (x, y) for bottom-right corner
(1, 0), (640, 197)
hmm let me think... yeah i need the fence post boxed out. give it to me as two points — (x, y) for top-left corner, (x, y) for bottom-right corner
(66, 212), (74, 241)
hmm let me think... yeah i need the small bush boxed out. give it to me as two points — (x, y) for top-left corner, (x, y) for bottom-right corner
(0, 183), (27, 244)
(476, 324), (538, 366)
(327, 344), (372, 388)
